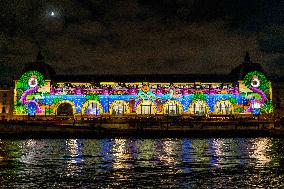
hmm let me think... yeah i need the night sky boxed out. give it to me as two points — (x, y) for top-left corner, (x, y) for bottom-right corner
(0, 0), (283, 81)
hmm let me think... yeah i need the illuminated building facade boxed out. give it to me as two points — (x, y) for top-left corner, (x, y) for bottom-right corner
(13, 53), (273, 118)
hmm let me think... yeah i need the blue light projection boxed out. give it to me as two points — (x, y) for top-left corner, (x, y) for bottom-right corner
(14, 70), (273, 116)
(37, 93), (247, 114)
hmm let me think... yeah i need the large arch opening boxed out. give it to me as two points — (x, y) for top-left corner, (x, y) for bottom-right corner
(55, 100), (76, 116)
(27, 102), (37, 116)
(214, 100), (233, 115)
(56, 103), (74, 116)
(136, 100), (157, 115)
(81, 101), (103, 116)
(163, 100), (183, 116)
(189, 100), (209, 116)
(109, 100), (129, 116)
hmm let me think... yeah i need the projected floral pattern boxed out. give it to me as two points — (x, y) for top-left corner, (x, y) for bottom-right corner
(13, 70), (273, 116)
(242, 71), (273, 114)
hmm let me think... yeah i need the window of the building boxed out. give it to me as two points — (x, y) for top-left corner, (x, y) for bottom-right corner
(164, 101), (182, 116)
(136, 100), (156, 115)
(2, 106), (6, 114)
(83, 101), (102, 115)
(214, 100), (233, 115)
(189, 100), (208, 115)
(2, 92), (7, 105)
(111, 102), (127, 116)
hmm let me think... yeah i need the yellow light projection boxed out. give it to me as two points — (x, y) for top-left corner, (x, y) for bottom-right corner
(81, 100), (103, 115)
(136, 100), (157, 115)
(188, 100), (209, 115)
(109, 100), (130, 115)
(214, 100), (233, 115)
(163, 100), (183, 115)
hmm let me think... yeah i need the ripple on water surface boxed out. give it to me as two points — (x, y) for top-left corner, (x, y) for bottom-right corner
(0, 138), (284, 188)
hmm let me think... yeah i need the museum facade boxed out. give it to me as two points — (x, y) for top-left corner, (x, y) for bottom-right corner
(12, 53), (273, 118)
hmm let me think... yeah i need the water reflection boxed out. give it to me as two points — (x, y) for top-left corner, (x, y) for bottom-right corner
(137, 139), (155, 167)
(157, 139), (181, 167)
(192, 139), (210, 168)
(0, 138), (283, 188)
(112, 139), (131, 169)
(249, 138), (272, 166)
(208, 138), (241, 168)
(64, 139), (83, 176)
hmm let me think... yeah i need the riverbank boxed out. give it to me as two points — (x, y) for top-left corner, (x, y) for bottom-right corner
(0, 118), (283, 138)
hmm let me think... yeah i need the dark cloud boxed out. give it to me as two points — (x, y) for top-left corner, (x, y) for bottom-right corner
(258, 26), (284, 53)
(0, 0), (283, 81)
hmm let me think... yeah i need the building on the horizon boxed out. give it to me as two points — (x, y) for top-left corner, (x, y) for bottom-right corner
(0, 85), (13, 120)
(9, 52), (275, 120)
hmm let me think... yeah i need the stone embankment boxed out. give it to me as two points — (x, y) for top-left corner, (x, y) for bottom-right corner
(0, 117), (283, 138)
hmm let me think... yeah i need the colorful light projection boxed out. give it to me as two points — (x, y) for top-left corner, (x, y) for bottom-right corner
(240, 71), (273, 115)
(214, 100), (233, 115)
(136, 100), (157, 115)
(14, 71), (47, 115)
(109, 100), (129, 115)
(13, 70), (273, 116)
(82, 100), (103, 115)
(189, 100), (209, 115)
(163, 100), (183, 116)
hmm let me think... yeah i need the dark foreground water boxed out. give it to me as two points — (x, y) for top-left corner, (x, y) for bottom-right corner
(0, 138), (284, 188)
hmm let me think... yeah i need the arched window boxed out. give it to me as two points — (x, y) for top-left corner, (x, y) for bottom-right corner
(56, 103), (74, 116)
(110, 100), (129, 116)
(214, 100), (233, 115)
(27, 102), (37, 116)
(2, 106), (6, 114)
(136, 100), (157, 115)
(189, 100), (208, 115)
(83, 101), (102, 116)
(164, 100), (182, 116)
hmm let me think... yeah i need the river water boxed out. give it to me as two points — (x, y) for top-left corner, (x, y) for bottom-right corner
(0, 138), (283, 188)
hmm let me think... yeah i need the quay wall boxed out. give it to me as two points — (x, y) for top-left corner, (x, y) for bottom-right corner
(0, 118), (282, 138)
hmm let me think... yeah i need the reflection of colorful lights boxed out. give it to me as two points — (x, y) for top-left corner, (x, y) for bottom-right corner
(212, 139), (225, 158)
(209, 139), (225, 167)
(0, 139), (3, 160)
(65, 139), (83, 176)
(191, 139), (210, 166)
(181, 139), (192, 173)
(209, 139), (242, 168)
(66, 139), (79, 156)
(136, 139), (155, 167)
(249, 138), (271, 166)
(158, 139), (179, 166)
(100, 139), (113, 162)
(112, 139), (132, 169)
(20, 139), (42, 164)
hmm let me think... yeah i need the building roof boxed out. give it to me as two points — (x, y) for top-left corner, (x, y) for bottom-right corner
(23, 51), (56, 80)
(230, 52), (266, 80)
(53, 53), (266, 83)
(17, 51), (274, 84)
(53, 73), (236, 83)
